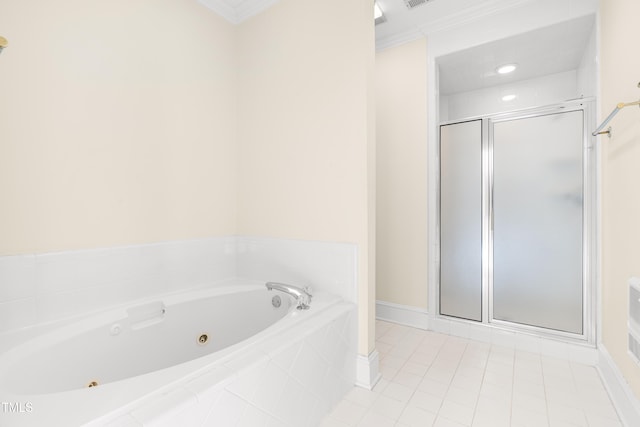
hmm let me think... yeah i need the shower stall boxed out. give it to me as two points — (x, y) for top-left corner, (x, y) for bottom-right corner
(438, 100), (596, 340)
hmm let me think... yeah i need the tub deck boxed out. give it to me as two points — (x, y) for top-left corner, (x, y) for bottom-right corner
(0, 281), (356, 426)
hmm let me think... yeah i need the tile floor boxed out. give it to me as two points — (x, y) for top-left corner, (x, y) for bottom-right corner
(320, 320), (623, 427)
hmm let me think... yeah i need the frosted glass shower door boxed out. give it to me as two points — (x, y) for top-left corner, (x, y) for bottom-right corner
(440, 120), (482, 321)
(492, 111), (584, 334)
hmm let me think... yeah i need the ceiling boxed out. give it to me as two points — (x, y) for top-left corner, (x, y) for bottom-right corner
(201, 0), (596, 95)
(374, 0), (596, 95)
(202, 0), (533, 29)
(437, 15), (595, 95)
(374, 0), (534, 48)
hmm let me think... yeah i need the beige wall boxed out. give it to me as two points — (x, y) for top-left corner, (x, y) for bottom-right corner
(600, 0), (640, 399)
(236, 0), (376, 354)
(0, 0), (237, 255)
(0, 0), (376, 356)
(375, 39), (429, 309)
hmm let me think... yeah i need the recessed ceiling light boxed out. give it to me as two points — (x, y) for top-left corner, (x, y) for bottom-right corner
(496, 64), (518, 74)
(502, 94), (517, 102)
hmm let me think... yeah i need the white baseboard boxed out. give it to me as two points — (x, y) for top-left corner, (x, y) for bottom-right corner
(375, 300), (429, 330)
(376, 301), (598, 365)
(597, 345), (640, 427)
(356, 350), (382, 390)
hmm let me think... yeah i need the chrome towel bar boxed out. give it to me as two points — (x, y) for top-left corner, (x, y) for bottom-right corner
(592, 100), (640, 137)
(593, 82), (640, 137)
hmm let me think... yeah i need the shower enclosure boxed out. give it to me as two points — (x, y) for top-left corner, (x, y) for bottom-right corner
(438, 100), (595, 339)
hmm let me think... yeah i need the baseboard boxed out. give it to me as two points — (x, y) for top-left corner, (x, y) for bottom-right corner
(376, 302), (599, 365)
(375, 300), (429, 330)
(355, 350), (382, 390)
(597, 345), (640, 427)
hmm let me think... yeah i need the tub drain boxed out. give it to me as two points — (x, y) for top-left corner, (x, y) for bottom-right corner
(87, 381), (99, 388)
(197, 333), (209, 345)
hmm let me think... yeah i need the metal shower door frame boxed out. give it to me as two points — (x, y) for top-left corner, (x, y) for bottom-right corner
(437, 98), (597, 344)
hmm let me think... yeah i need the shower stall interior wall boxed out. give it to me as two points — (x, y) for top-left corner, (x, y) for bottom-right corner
(438, 100), (595, 340)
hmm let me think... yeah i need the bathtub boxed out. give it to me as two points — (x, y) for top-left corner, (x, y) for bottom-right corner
(0, 280), (357, 426)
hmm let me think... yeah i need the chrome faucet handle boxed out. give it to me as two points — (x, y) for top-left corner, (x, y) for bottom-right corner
(297, 300), (310, 310)
(297, 287), (312, 310)
(266, 282), (312, 310)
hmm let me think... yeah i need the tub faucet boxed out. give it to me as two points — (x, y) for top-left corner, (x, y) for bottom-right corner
(265, 282), (312, 310)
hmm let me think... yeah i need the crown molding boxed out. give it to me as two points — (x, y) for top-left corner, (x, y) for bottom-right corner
(236, 0), (279, 22)
(376, 29), (425, 52)
(420, 0), (532, 35)
(198, 0), (280, 24)
(198, 0), (237, 23)
(375, 0), (533, 51)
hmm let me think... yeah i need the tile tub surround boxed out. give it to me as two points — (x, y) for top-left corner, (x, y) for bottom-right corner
(321, 321), (623, 427)
(99, 302), (357, 427)
(0, 236), (357, 336)
(0, 238), (236, 335)
(236, 236), (357, 304)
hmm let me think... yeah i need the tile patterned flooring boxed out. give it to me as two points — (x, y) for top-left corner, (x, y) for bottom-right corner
(321, 321), (623, 427)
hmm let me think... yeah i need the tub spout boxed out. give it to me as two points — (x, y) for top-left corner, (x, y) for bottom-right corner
(265, 282), (312, 310)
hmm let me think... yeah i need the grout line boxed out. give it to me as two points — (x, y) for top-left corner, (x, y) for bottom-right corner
(348, 321), (624, 427)
(469, 341), (489, 427)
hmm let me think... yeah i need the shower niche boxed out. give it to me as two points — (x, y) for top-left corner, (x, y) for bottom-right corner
(436, 15), (597, 340)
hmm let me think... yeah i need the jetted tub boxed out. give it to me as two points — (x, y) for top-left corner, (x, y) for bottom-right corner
(0, 280), (357, 426)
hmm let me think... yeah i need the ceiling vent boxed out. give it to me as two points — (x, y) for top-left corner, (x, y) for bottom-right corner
(403, 0), (432, 9)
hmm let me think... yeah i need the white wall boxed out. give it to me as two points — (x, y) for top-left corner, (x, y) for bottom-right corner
(441, 70), (579, 122)
(577, 21), (598, 99)
(0, 0), (238, 256)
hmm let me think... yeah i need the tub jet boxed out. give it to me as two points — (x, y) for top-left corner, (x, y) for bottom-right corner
(272, 295), (282, 308)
